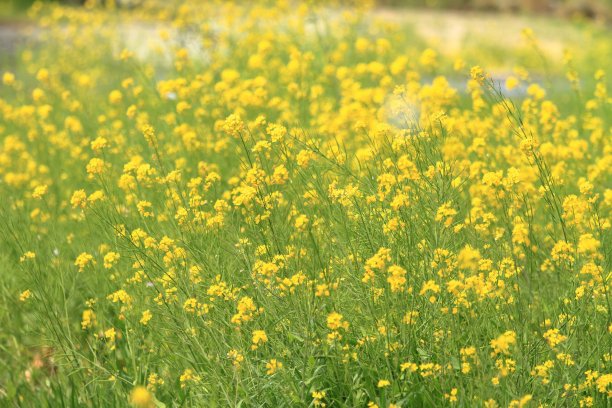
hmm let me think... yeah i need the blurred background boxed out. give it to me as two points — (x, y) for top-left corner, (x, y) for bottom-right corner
(382, 0), (610, 21)
(2, 0), (611, 21)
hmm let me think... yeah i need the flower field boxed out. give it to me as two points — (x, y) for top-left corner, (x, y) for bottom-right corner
(0, 1), (610, 406)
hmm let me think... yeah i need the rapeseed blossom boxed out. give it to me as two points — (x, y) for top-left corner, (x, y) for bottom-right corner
(2, 0), (610, 406)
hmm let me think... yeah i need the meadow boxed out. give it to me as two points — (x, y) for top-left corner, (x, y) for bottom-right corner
(0, 1), (610, 407)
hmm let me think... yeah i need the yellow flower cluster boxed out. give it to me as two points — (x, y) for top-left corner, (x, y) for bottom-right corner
(2, 0), (610, 406)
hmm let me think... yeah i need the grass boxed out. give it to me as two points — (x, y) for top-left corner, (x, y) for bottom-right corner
(0, 1), (610, 407)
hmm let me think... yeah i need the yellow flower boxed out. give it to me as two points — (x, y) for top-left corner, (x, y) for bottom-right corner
(71, 190), (88, 208)
(444, 388), (458, 403)
(326, 312), (348, 331)
(227, 349), (245, 367)
(179, 368), (200, 388)
(19, 251), (36, 262)
(251, 329), (268, 350)
(271, 164), (289, 185)
(577, 234), (600, 256)
(506, 76), (519, 90)
(74, 252), (95, 272)
(401, 362), (418, 373)
(105, 327), (116, 350)
(103, 251), (120, 269)
(107, 289), (132, 304)
(231, 296), (257, 325)
(19, 289), (32, 302)
(90, 136), (108, 151)
(377, 379), (390, 388)
(363, 247), (391, 283)
(137, 201), (154, 218)
(176, 101), (191, 113)
(2, 72), (15, 85)
(129, 386), (154, 408)
(81, 309), (96, 330)
(527, 83), (546, 100)
(595, 373), (611, 396)
(87, 190), (105, 204)
(312, 390), (326, 407)
(108, 90), (123, 104)
(403, 311), (419, 325)
(543, 329), (567, 348)
(147, 373), (164, 390)
(551, 240), (575, 264)
(419, 48), (437, 68)
(470, 65), (486, 84)
(222, 113), (244, 137)
(36, 68), (49, 82)
(86, 158), (106, 176)
(32, 88), (45, 102)
(509, 395), (532, 408)
(490, 331), (516, 356)
(266, 359), (283, 375)
(120, 49), (134, 60)
(387, 265), (407, 292)
(294, 214), (309, 231)
(435, 202), (457, 227)
(140, 310), (152, 325)
(32, 184), (48, 199)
